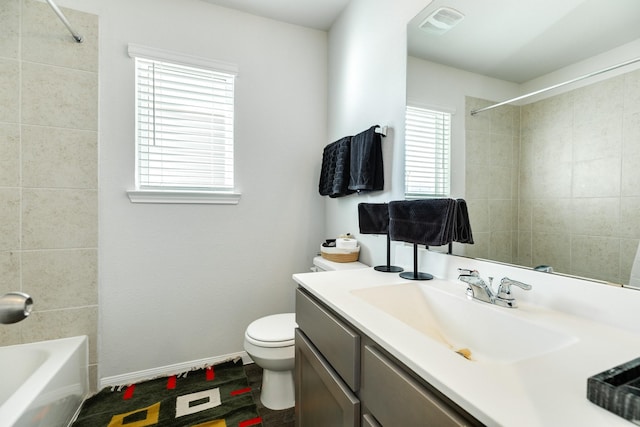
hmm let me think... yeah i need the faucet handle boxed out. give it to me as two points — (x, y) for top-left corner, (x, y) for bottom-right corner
(499, 277), (532, 292)
(457, 268), (479, 277)
(495, 277), (531, 308)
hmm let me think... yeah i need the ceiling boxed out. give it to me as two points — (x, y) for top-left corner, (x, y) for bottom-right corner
(200, 0), (350, 30)
(198, 0), (640, 83)
(408, 0), (640, 83)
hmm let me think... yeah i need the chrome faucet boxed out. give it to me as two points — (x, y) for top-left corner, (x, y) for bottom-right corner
(457, 269), (531, 308)
(0, 292), (34, 324)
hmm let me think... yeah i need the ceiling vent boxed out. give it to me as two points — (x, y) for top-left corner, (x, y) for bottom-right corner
(419, 7), (465, 35)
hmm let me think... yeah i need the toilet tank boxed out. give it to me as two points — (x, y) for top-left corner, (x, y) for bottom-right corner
(311, 256), (368, 272)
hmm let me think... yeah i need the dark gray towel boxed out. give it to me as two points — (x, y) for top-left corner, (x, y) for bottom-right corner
(388, 199), (457, 246)
(453, 199), (474, 244)
(318, 137), (354, 198)
(348, 125), (384, 192)
(358, 203), (389, 234)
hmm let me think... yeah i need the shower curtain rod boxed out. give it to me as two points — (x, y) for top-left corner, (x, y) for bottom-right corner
(45, 0), (83, 43)
(470, 56), (640, 116)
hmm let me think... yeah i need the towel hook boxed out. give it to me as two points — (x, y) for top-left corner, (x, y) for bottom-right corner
(375, 126), (388, 137)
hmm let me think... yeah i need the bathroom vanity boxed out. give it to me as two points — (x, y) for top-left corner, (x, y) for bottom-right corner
(295, 287), (481, 426)
(292, 249), (640, 426)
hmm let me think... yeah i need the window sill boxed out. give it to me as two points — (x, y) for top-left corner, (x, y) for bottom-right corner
(127, 190), (241, 205)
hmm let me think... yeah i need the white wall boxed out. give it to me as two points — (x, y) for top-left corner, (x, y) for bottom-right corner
(325, 0), (432, 267)
(406, 57), (520, 198)
(56, 0), (328, 378)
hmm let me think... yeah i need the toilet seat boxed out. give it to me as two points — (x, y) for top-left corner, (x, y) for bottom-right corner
(245, 313), (296, 348)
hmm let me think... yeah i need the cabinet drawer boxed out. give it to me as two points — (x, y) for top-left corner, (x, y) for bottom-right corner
(362, 345), (474, 427)
(362, 414), (381, 427)
(295, 329), (360, 427)
(296, 288), (360, 391)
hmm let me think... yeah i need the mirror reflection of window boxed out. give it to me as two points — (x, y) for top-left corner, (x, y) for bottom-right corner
(404, 105), (451, 199)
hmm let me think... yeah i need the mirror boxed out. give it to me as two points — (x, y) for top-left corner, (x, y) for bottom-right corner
(407, 0), (640, 288)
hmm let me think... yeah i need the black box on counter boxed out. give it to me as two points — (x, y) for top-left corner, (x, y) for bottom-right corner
(588, 357), (640, 425)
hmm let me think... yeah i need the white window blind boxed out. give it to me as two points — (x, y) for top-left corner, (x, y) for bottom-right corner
(404, 106), (451, 199)
(134, 57), (235, 192)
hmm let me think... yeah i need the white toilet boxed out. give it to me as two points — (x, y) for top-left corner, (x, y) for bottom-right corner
(243, 257), (368, 410)
(244, 312), (297, 410)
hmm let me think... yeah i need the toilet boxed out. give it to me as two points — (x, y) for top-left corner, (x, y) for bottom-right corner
(243, 256), (368, 410)
(244, 313), (297, 410)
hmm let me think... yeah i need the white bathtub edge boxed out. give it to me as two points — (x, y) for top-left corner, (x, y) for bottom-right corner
(0, 336), (88, 427)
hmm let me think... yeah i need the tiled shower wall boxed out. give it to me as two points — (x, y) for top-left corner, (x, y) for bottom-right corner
(465, 68), (640, 285)
(464, 98), (520, 264)
(518, 69), (640, 284)
(0, 0), (98, 387)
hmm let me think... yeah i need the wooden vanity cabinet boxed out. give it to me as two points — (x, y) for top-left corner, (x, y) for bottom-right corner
(295, 288), (360, 427)
(295, 288), (483, 427)
(295, 330), (360, 427)
(361, 345), (476, 426)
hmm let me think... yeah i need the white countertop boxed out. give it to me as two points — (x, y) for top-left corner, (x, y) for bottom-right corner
(292, 266), (640, 426)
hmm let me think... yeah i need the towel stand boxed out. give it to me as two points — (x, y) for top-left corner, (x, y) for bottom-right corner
(374, 234), (404, 273)
(399, 243), (433, 281)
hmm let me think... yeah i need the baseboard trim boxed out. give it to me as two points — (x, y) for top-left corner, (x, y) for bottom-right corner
(99, 351), (253, 389)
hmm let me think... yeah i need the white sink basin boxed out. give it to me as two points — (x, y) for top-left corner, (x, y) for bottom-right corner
(351, 282), (577, 363)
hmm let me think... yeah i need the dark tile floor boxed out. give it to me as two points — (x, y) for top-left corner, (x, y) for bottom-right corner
(245, 363), (295, 427)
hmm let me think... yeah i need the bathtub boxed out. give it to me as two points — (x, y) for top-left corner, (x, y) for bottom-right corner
(0, 336), (88, 427)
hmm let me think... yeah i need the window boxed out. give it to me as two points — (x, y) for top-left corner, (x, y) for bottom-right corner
(404, 105), (451, 199)
(127, 44), (240, 204)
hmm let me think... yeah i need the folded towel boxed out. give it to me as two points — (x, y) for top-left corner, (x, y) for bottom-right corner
(318, 137), (354, 198)
(453, 199), (474, 244)
(388, 199), (457, 246)
(348, 125), (384, 192)
(358, 203), (389, 234)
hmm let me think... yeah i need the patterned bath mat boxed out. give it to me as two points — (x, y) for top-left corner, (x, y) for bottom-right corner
(72, 359), (262, 427)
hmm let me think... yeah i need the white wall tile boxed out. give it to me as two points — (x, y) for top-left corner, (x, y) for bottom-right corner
(624, 69), (640, 113)
(21, 0), (98, 72)
(0, 58), (19, 123)
(0, 250), (20, 294)
(464, 231), (489, 259)
(571, 236), (621, 281)
(0, 123), (20, 187)
(532, 232), (571, 273)
(470, 69), (638, 284)
(572, 157), (621, 198)
(0, 188), (20, 251)
(21, 306), (98, 364)
(22, 249), (97, 310)
(571, 197), (620, 237)
(516, 231), (532, 267)
(488, 166), (512, 199)
(488, 230), (512, 263)
(21, 62), (98, 130)
(22, 189), (97, 249)
(573, 115), (622, 162)
(532, 198), (572, 234)
(466, 199), (488, 232)
(619, 197), (640, 239)
(620, 239), (639, 284)
(22, 125), (97, 189)
(573, 76), (624, 125)
(0, 0), (20, 59)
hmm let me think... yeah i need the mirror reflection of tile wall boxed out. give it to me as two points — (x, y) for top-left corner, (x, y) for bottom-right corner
(0, 0), (98, 390)
(464, 98), (520, 264)
(465, 68), (640, 285)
